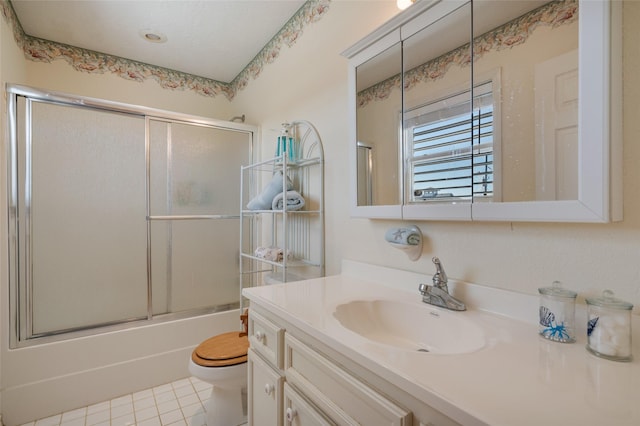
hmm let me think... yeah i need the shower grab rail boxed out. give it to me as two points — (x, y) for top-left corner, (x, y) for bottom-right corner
(147, 214), (240, 220)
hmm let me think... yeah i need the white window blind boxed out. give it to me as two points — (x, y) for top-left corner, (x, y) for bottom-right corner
(405, 81), (496, 203)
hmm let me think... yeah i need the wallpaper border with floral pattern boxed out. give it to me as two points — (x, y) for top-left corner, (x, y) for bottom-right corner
(0, 0), (331, 100)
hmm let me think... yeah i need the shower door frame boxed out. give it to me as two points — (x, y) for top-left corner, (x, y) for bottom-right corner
(6, 84), (257, 348)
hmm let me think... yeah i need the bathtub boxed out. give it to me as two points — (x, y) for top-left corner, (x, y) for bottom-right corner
(1, 309), (241, 425)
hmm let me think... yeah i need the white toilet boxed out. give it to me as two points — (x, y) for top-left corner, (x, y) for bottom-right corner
(188, 331), (249, 426)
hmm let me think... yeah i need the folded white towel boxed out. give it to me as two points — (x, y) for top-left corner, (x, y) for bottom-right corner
(272, 190), (305, 211)
(255, 246), (291, 262)
(246, 171), (293, 210)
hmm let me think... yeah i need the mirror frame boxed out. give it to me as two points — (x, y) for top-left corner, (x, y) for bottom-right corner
(343, 0), (622, 223)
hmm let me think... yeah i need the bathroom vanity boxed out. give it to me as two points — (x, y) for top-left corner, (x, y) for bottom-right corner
(243, 261), (640, 426)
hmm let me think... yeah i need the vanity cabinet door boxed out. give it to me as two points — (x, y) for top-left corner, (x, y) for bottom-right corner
(248, 349), (283, 426)
(284, 383), (335, 426)
(284, 334), (412, 425)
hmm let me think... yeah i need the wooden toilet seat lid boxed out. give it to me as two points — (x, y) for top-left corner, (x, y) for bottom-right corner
(193, 331), (249, 366)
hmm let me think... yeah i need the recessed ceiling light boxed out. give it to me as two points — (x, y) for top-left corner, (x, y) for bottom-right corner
(139, 29), (167, 43)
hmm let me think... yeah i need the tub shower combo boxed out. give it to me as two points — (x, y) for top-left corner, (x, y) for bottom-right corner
(6, 85), (255, 348)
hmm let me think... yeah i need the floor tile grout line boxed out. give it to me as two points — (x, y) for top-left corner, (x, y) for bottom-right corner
(23, 377), (215, 426)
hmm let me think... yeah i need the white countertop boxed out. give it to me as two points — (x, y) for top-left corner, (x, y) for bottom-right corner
(242, 262), (640, 426)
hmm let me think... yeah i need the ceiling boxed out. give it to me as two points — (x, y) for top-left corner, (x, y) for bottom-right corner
(11, 0), (307, 83)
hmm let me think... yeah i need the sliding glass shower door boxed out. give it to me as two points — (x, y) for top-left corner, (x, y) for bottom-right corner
(8, 85), (253, 346)
(26, 100), (148, 335)
(148, 119), (249, 315)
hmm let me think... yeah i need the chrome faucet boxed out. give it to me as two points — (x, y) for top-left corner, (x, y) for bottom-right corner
(418, 257), (466, 311)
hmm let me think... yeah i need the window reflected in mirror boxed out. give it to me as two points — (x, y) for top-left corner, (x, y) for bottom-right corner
(405, 79), (498, 203)
(354, 0), (579, 209)
(402, 2), (473, 204)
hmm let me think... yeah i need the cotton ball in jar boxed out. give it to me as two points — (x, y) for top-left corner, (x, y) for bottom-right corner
(586, 290), (633, 362)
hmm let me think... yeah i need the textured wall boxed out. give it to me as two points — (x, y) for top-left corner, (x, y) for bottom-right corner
(232, 0), (640, 315)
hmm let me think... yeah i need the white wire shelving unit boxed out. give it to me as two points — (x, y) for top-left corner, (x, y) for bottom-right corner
(239, 121), (325, 310)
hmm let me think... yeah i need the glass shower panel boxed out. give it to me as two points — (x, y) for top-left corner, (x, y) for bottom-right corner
(149, 121), (249, 216)
(149, 119), (170, 216)
(150, 220), (240, 313)
(149, 120), (250, 315)
(29, 101), (147, 335)
(170, 122), (249, 216)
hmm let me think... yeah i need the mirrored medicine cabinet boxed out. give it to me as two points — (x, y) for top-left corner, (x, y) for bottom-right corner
(343, 0), (622, 222)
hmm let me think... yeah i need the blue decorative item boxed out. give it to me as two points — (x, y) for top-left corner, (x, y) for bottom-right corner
(275, 135), (284, 158)
(538, 281), (577, 343)
(539, 306), (571, 342)
(287, 137), (298, 162)
(539, 306), (554, 327)
(587, 317), (599, 337)
(275, 123), (292, 161)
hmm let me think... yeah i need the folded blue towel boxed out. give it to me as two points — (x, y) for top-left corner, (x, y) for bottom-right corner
(247, 171), (293, 210)
(272, 190), (305, 211)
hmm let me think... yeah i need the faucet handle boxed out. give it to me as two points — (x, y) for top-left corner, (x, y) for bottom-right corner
(432, 257), (448, 289)
(432, 274), (442, 287)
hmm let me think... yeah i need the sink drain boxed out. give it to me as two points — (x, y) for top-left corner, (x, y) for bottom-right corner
(417, 348), (430, 353)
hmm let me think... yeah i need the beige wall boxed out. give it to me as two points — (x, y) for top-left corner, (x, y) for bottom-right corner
(25, 60), (233, 120)
(234, 0), (640, 314)
(357, 88), (401, 205)
(0, 6), (28, 421)
(232, 0), (400, 280)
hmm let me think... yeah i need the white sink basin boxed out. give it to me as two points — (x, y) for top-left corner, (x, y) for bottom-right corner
(333, 299), (485, 354)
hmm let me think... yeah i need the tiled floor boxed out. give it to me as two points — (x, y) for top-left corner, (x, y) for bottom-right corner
(19, 377), (245, 426)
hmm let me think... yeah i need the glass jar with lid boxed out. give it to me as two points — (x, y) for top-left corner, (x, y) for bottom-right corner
(586, 290), (633, 361)
(538, 281), (577, 343)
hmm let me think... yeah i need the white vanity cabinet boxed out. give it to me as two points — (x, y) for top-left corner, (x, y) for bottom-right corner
(247, 305), (459, 426)
(284, 383), (334, 426)
(284, 333), (411, 425)
(248, 309), (285, 425)
(248, 349), (284, 426)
